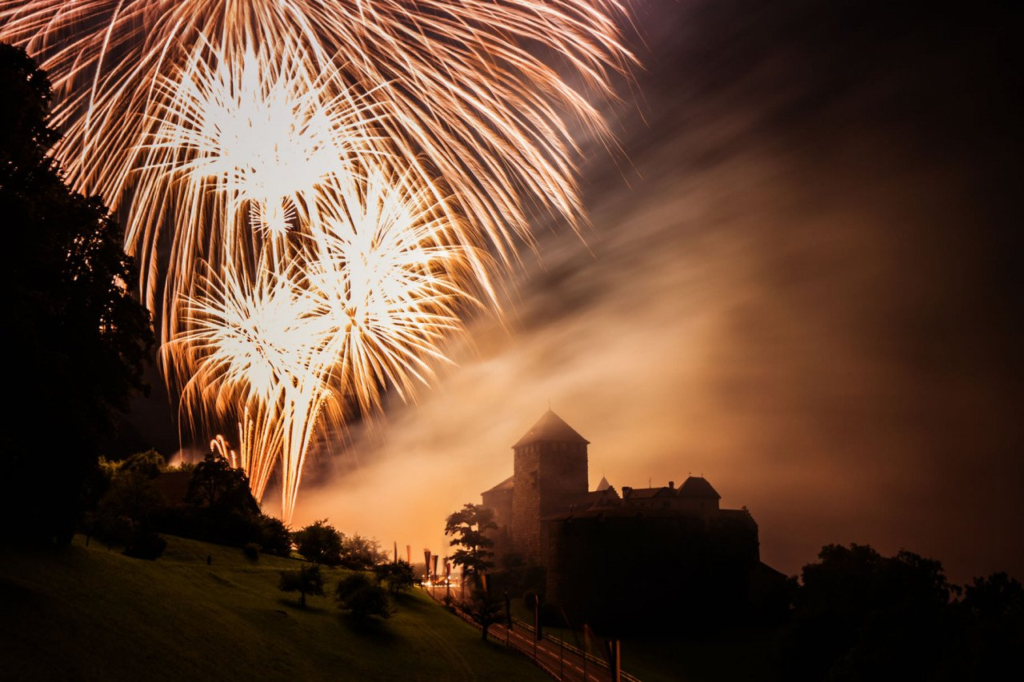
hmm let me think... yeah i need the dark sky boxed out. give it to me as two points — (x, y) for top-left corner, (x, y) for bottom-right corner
(123, 0), (1023, 583)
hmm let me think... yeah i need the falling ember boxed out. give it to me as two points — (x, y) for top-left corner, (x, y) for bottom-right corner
(0, 0), (636, 522)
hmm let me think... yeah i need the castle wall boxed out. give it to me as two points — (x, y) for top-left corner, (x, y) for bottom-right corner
(539, 443), (588, 516)
(512, 441), (588, 564)
(512, 446), (542, 562)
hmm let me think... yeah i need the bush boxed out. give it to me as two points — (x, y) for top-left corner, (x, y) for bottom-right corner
(373, 560), (416, 594)
(339, 534), (387, 570)
(258, 516), (291, 557)
(123, 530), (167, 560)
(295, 519), (343, 566)
(243, 543), (260, 562)
(279, 565), (324, 608)
(336, 573), (391, 619)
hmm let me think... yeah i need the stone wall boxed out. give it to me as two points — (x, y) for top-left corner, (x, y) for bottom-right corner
(512, 445), (542, 562)
(511, 441), (589, 564)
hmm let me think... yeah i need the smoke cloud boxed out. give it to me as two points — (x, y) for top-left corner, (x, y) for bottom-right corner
(163, 1), (1023, 581)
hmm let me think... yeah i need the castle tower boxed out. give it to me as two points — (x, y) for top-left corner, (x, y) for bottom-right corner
(511, 410), (589, 564)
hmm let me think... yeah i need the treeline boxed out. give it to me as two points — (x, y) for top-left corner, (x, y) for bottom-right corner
(278, 518), (415, 619)
(776, 543), (1023, 680)
(83, 450), (288, 559)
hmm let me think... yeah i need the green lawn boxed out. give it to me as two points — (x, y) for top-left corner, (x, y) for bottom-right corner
(0, 536), (547, 681)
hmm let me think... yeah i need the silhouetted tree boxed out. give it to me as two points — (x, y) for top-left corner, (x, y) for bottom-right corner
(97, 469), (164, 529)
(1, 44), (153, 545)
(445, 503), (497, 582)
(779, 543), (956, 680)
(468, 582), (503, 640)
(119, 449), (166, 479)
(123, 530), (167, 560)
(949, 572), (1024, 678)
(257, 516), (292, 558)
(336, 573), (392, 619)
(340, 534), (387, 570)
(185, 453), (259, 514)
(374, 560), (416, 595)
(243, 542), (260, 562)
(279, 564), (324, 609)
(294, 519), (344, 566)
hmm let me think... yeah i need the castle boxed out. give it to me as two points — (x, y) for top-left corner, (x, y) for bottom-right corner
(480, 410), (777, 632)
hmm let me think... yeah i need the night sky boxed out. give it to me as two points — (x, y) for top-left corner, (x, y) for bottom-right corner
(123, 0), (1022, 583)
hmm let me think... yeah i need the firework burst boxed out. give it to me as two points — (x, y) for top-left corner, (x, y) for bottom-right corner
(0, 0), (635, 521)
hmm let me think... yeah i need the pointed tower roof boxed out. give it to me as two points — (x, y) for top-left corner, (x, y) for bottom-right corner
(513, 410), (590, 448)
(595, 476), (612, 492)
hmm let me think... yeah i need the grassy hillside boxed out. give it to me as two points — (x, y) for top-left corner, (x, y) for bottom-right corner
(0, 536), (547, 681)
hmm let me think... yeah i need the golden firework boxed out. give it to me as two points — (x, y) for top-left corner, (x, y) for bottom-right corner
(1, 0), (635, 522)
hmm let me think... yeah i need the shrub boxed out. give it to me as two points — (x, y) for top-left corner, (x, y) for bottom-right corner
(258, 516), (291, 557)
(243, 543), (260, 562)
(336, 573), (392, 619)
(373, 560), (415, 594)
(123, 530), (167, 560)
(294, 520), (343, 566)
(279, 565), (324, 608)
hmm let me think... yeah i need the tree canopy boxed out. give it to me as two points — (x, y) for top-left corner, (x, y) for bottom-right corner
(444, 503), (497, 581)
(1, 44), (153, 544)
(279, 564), (324, 609)
(336, 573), (391, 619)
(779, 543), (1024, 679)
(186, 453), (260, 515)
(294, 519), (344, 566)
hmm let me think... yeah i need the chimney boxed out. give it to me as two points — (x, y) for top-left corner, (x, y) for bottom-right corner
(668, 480), (675, 490)
(622, 486), (633, 497)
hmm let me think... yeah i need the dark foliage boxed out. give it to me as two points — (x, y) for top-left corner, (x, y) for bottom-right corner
(487, 565), (546, 602)
(339, 534), (387, 571)
(243, 542), (260, 562)
(467, 583), (504, 640)
(1, 44), (153, 545)
(257, 516), (292, 558)
(123, 529), (167, 560)
(778, 544), (1024, 680)
(90, 452), (167, 550)
(374, 560), (416, 595)
(147, 455), (289, 552)
(93, 470), (164, 544)
(186, 454), (260, 514)
(294, 519), (344, 566)
(118, 449), (166, 479)
(336, 573), (392, 619)
(947, 573), (1024, 679)
(279, 565), (324, 609)
(444, 503), (497, 580)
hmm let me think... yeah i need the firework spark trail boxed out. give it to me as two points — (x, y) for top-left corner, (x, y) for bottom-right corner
(0, 0), (635, 522)
(178, 169), (475, 517)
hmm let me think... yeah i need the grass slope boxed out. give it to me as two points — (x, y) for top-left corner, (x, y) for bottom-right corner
(0, 536), (547, 681)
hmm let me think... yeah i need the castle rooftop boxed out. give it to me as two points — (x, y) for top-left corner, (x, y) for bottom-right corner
(512, 409), (590, 448)
(679, 476), (721, 499)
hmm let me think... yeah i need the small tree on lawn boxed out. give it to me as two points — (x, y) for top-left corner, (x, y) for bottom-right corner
(294, 519), (344, 566)
(374, 560), (416, 595)
(279, 564), (324, 609)
(445, 503), (497, 587)
(340, 533), (388, 570)
(336, 573), (392, 619)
